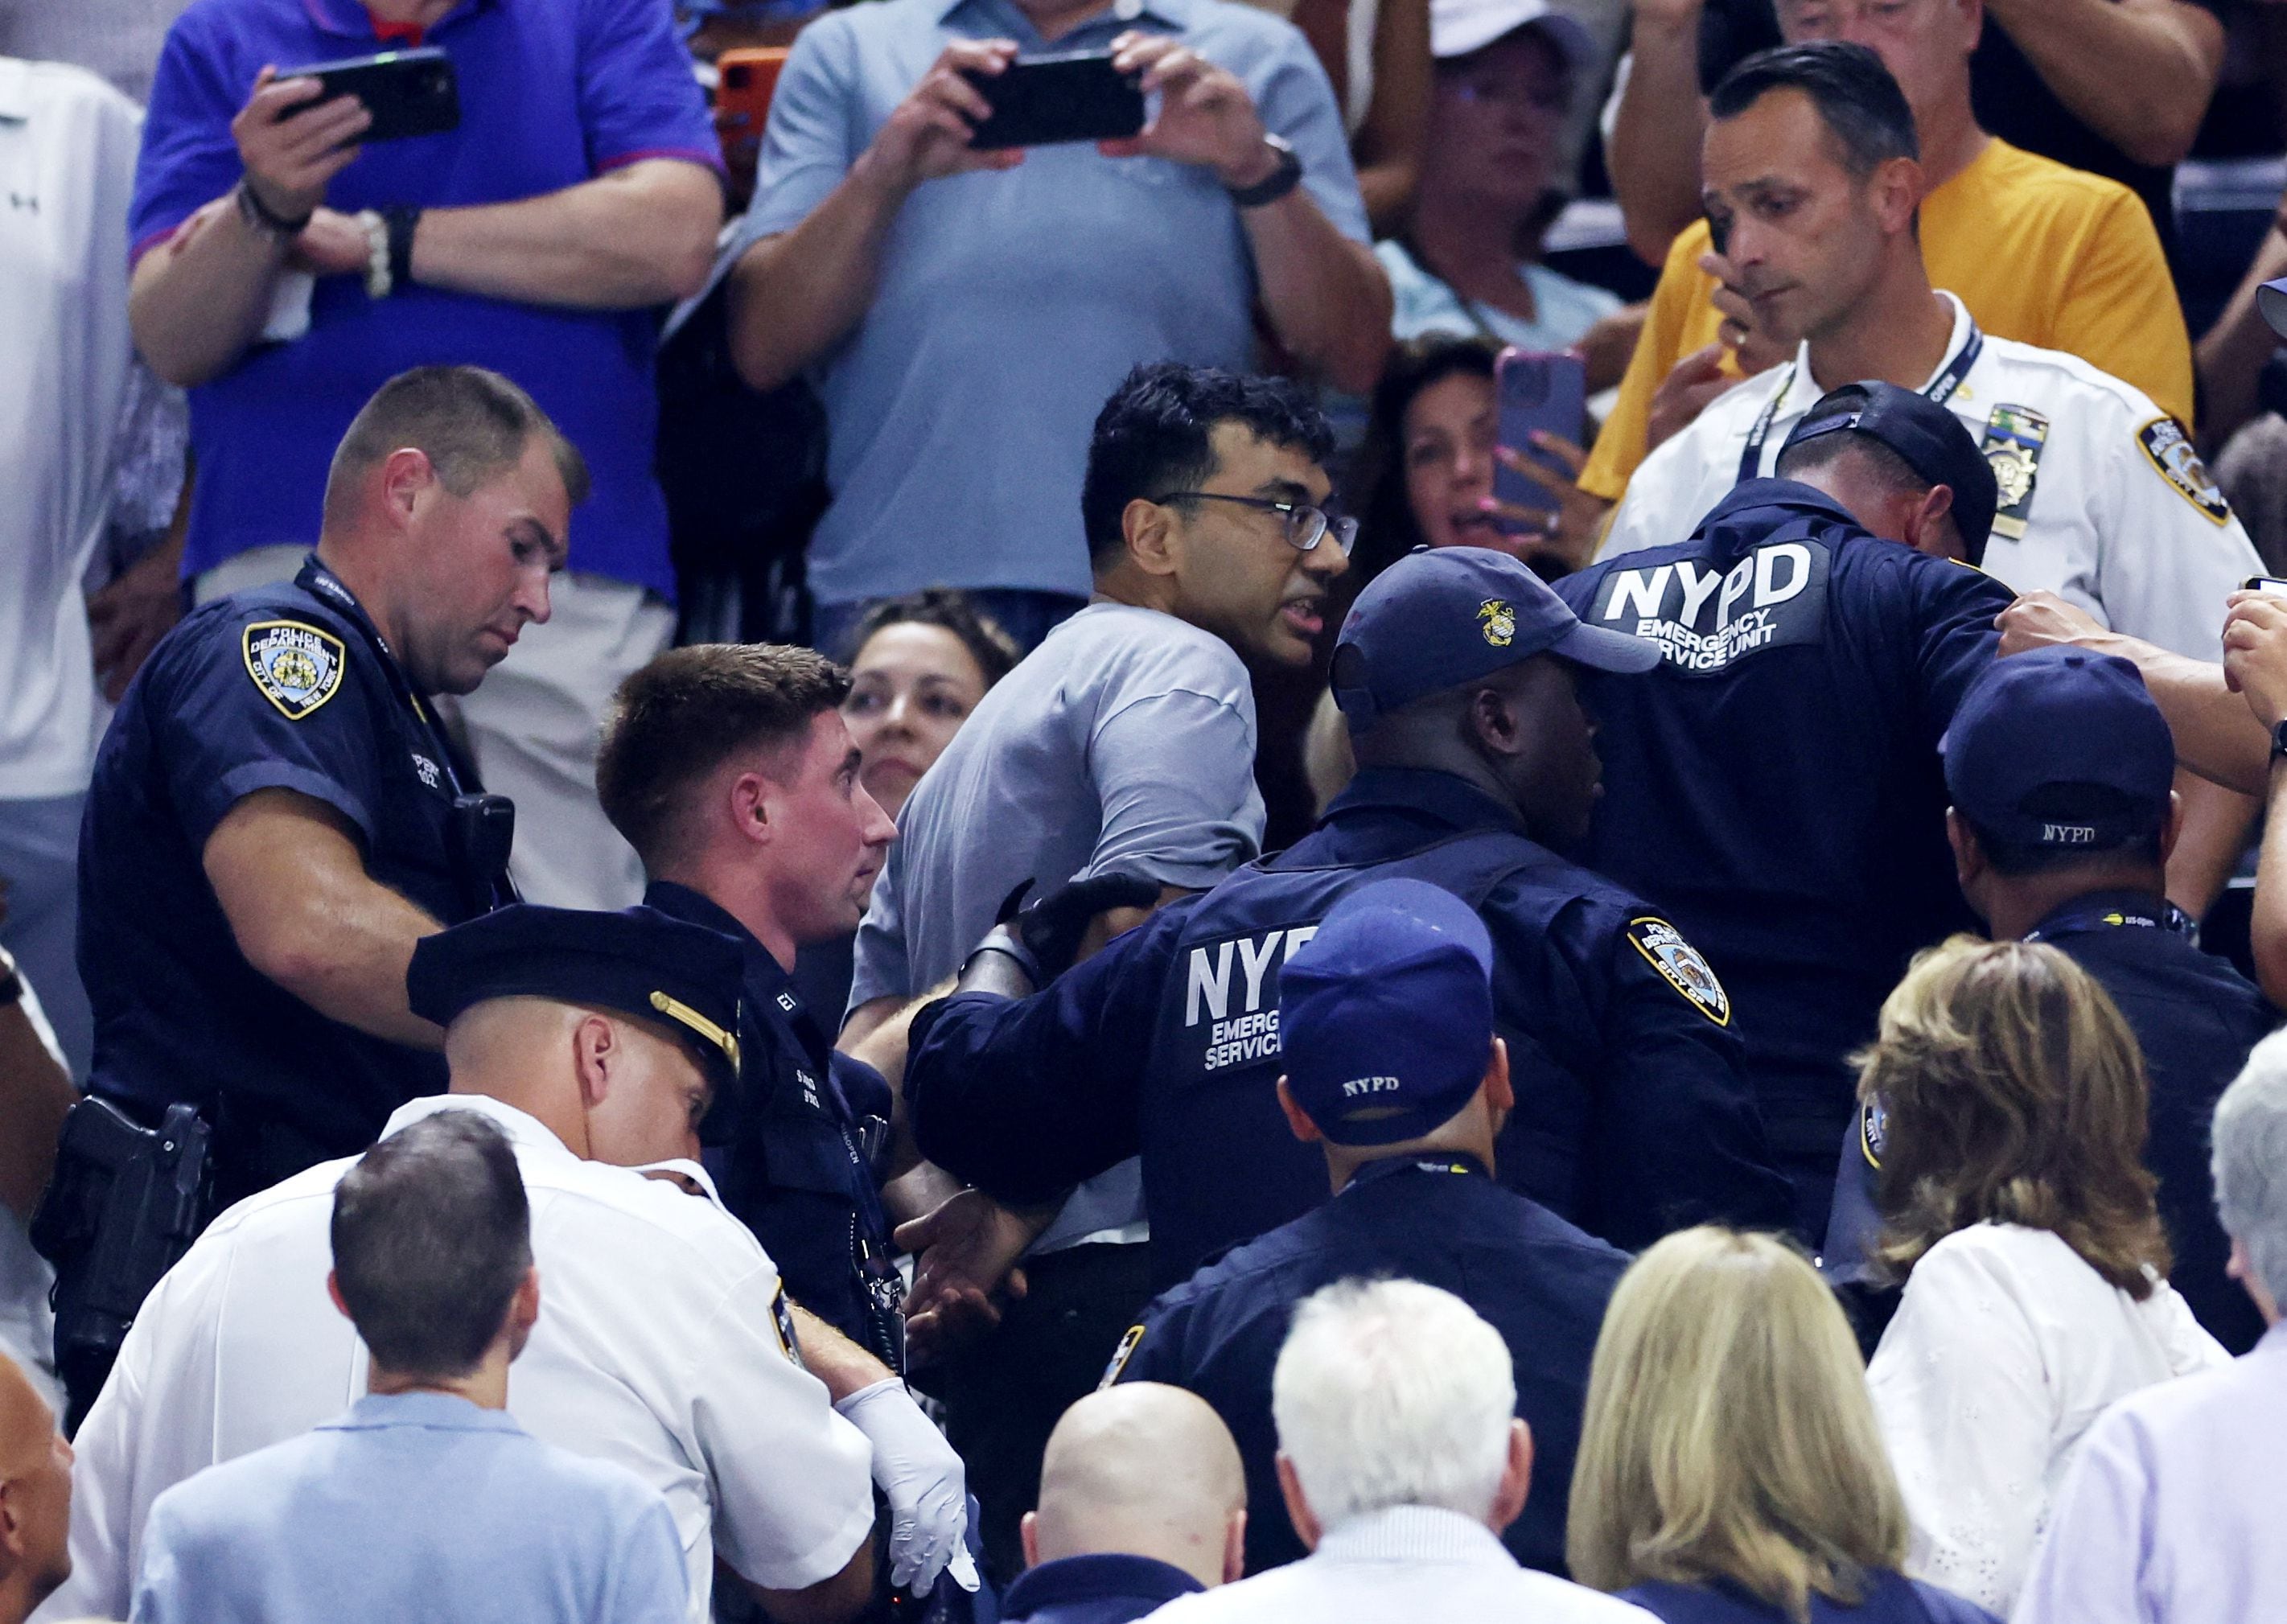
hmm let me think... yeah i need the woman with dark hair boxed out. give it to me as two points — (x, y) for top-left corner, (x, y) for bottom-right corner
(1860, 937), (2229, 1616)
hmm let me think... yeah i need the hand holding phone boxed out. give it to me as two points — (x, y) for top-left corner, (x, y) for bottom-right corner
(866, 39), (1025, 190)
(292, 47), (460, 143)
(1494, 349), (1589, 514)
(232, 66), (373, 222)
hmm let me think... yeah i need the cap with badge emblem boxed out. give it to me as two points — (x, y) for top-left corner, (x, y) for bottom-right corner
(1941, 646), (2174, 853)
(1277, 878), (1499, 1145)
(1778, 380), (2000, 561)
(1333, 545), (1661, 725)
(407, 904), (748, 1090)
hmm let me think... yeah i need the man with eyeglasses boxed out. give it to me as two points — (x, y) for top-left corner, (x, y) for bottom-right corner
(836, 361), (1348, 1580)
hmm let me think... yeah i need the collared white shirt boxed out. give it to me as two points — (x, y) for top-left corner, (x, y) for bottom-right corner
(1866, 1222), (2230, 1617)
(0, 56), (182, 800)
(1598, 293), (2264, 660)
(1142, 1505), (1658, 1623)
(41, 1095), (875, 1624)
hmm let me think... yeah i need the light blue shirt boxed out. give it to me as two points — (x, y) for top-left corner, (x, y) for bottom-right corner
(1376, 238), (1620, 353)
(2012, 1319), (2287, 1624)
(740, 0), (1370, 607)
(130, 1391), (689, 1624)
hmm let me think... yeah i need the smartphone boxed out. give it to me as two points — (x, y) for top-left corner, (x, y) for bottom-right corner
(716, 47), (789, 148)
(1493, 348), (1588, 514)
(964, 51), (1145, 150)
(2244, 577), (2287, 598)
(291, 46), (459, 143)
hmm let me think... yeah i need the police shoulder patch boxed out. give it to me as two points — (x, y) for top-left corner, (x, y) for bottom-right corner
(1623, 916), (1730, 1026)
(242, 619), (347, 720)
(1099, 1323), (1147, 1390)
(2137, 416), (2232, 526)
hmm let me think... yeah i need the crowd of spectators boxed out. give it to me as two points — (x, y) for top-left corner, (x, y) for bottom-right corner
(6, 0), (2287, 1618)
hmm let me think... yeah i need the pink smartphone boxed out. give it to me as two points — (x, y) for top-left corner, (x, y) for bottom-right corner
(1494, 348), (1587, 514)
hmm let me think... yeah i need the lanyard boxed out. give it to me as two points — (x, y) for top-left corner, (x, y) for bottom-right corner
(1735, 321), (1985, 486)
(293, 557), (476, 799)
(2026, 897), (2196, 944)
(1341, 1151), (1491, 1195)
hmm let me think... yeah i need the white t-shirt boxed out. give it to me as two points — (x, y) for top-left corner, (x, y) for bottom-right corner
(43, 1095), (876, 1624)
(0, 56), (183, 800)
(1866, 1221), (2229, 1616)
(1598, 292), (2264, 660)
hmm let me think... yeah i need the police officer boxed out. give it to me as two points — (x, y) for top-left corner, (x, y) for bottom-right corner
(1102, 878), (1628, 1578)
(43, 366), (574, 1423)
(1600, 43), (2261, 663)
(903, 546), (1794, 1295)
(592, 643), (907, 1372)
(1826, 648), (2278, 1354)
(1555, 381), (2011, 1237)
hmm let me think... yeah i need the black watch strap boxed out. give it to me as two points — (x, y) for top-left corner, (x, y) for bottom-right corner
(1226, 134), (1302, 208)
(385, 207), (422, 290)
(2271, 718), (2287, 759)
(236, 176), (314, 237)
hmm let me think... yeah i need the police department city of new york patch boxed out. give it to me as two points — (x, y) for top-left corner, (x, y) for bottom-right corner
(1624, 917), (1730, 1026)
(242, 619), (346, 721)
(2137, 416), (2233, 526)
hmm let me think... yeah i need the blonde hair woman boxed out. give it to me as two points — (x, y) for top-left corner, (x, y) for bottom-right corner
(1569, 1227), (1994, 1624)
(1859, 938), (2227, 1615)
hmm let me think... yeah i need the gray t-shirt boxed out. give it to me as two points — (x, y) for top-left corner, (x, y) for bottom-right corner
(852, 602), (1265, 1250)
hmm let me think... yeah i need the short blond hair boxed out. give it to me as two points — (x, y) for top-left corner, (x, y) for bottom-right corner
(1567, 1228), (1907, 1622)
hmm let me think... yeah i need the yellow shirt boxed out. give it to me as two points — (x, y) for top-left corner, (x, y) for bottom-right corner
(1578, 137), (2195, 504)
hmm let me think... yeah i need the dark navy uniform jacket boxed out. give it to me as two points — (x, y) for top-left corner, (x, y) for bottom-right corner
(77, 559), (483, 1204)
(1000, 1553), (1203, 1624)
(1555, 481), (2012, 1235)
(1622, 1572), (1997, 1623)
(907, 765), (1792, 1291)
(1110, 1155), (1628, 1577)
(644, 882), (903, 1367)
(1827, 890), (2277, 1354)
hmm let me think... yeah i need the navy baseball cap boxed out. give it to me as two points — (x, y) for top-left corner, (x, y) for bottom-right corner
(409, 905), (747, 1091)
(1333, 545), (1660, 725)
(1941, 648), (2174, 851)
(1278, 879), (1497, 1145)
(1779, 381), (1999, 561)
(2260, 278), (2287, 341)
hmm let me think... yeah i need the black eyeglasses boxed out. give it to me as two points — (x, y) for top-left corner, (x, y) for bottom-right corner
(1156, 491), (1359, 553)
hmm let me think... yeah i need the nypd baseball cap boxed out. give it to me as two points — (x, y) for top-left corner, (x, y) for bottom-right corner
(409, 904), (747, 1092)
(1779, 381), (1999, 561)
(1278, 879), (1498, 1146)
(1941, 647), (2174, 852)
(1333, 545), (1661, 725)
(1432, 0), (1594, 64)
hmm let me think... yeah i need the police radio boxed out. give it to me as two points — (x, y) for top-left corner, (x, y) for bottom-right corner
(447, 792), (517, 915)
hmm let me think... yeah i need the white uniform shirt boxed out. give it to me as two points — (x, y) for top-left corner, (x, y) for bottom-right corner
(42, 1095), (876, 1624)
(1598, 293), (2264, 660)
(0, 57), (171, 800)
(1866, 1222), (2229, 1616)
(1144, 1505), (1658, 1624)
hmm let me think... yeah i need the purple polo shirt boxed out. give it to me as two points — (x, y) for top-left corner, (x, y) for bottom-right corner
(132, 0), (721, 597)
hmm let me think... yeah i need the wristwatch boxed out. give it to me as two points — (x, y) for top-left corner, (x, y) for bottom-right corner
(1225, 134), (1302, 208)
(0, 944), (21, 1011)
(2271, 718), (2287, 760)
(234, 175), (313, 238)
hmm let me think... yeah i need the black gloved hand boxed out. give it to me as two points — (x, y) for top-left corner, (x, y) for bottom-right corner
(995, 872), (1164, 983)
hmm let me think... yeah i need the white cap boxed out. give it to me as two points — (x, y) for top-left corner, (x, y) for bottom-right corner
(1430, 0), (1593, 64)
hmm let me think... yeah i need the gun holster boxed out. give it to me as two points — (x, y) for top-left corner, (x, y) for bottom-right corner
(31, 1097), (213, 1380)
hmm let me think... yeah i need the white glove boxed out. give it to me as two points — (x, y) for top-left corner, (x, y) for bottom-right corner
(834, 1379), (981, 1595)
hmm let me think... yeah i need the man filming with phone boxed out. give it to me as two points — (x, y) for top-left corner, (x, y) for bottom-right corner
(723, 0), (1392, 655)
(125, 0), (725, 916)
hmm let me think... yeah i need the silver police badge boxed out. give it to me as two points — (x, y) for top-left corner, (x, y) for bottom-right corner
(242, 619), (346, 721)
(2137, 416), (2232, 526)
(1624, 916), (1731, 1026)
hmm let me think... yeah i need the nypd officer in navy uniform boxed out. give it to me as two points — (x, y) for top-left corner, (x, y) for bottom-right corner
(902, 546), (1794, 1297)
(1827, 648), (2278, 1353)
(44, 366), (578, 1424)
(1104, 878), (1629, 1578)
(1553, 382), (2012, 1240)
(593, 642), (910, 1373)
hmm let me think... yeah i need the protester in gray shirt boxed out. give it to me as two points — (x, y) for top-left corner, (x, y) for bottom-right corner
(842, 362), (1350, 1578)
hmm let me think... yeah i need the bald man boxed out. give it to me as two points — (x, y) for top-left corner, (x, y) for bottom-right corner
(0, 1351), (71, 1624)
(1007, 1383), (1247, 1624)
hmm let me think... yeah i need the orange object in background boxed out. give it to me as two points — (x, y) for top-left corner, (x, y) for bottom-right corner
(716, 47), (790, 152)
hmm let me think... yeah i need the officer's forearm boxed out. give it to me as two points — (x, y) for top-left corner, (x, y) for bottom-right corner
(2251, 762), (2287, 1008)
(788, 1303), (894, 1401)
(204, 790), (446, 1050)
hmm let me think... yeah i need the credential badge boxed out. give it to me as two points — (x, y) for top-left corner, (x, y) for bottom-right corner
(1624, 916), (1730, 1026)
(1478, 598), (1516, 648)
(2136, 416), (2232, 526)
(1100, 1323), (1147, 1390)
(242, 620), (346, 721)
(1980, 405), (2050, 542)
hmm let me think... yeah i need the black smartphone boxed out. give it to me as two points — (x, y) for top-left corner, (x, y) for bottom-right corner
(290, 46), (460, 143)
(1493, 349), (1588, 514)
(964, 51), (1144, 150)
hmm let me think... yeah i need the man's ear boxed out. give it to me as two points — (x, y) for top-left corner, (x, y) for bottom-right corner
(1487, 1418), (1534, 1533)
(0, 1474), (24, 1566)
(572, 1014), (618, 1110)
(1122, 496), (1183, 579)
(1276, 1077), (1322, 1145)
(1275, 1453), (1322, 1553)
(1906, 483), (1960, 561)
(1870, 155), (1925, 236)
(1945, 807), (1983, 891)
(1222, 1507), (1248, 1585)
(1483, 1037), (1512, 1116)
(376, 446), (435, 528)
(2158, 788), (2184, 866)
(1466, 682), (1524, 762)
(730, 769), (773, 849)
(326, 1269), (354, 1324)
